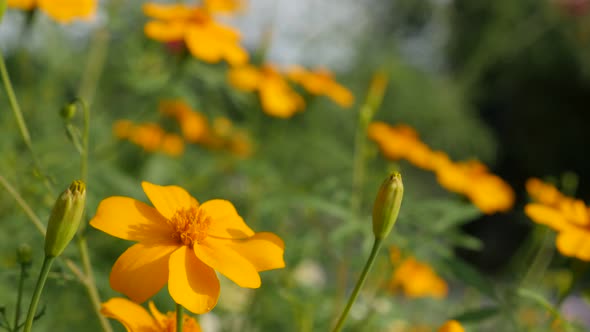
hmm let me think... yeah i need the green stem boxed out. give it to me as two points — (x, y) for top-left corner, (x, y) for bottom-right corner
(0, 48), (54, 195)
(332, 237), (383, 332)
(0, 175), (45, 234)
(76, 237), (113, 332)
(176, 303), (184, 332)
(13, 263), (27, 331)
(23, 256), (55, 332)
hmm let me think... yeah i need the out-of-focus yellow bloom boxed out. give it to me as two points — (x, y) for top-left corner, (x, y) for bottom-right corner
(113, 121), (186, 157)
(525, 178), (590, 261)
(526, 178), (565, 207)
(143, 2), (248, 65)
(130, 123), (166, 152)
(160, 133), (185, 157)
(368, 121), (515, 214)
(102, 298), (201, 332)
(437, 320), (464, 332)
(229, 64), (305, 118)
(436, 160), (515, 214)
(204, 0), (244, 14)
(287, 65), (354, 107)
(228, 129), (253, 158)
(113, 120), (135, 140)
(159, 100), (208, 143)
(389, 257), (448, 299)
(90, 182), (285, 314)
(8, 0), (96, 23)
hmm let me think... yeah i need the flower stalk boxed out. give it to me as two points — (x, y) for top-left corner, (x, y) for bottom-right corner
(23, 255), (55, 332)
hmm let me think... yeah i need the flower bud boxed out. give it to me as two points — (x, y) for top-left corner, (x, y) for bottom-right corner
(44, 180), (86, 257)
(372, 172), (403, 239)
(17, 243), (32, 266)
(60, 103), (77, 120)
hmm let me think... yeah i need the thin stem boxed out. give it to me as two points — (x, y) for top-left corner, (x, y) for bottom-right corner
(332, 237), (383, 332)
(23, 256), (55, 332)
(0, 48), (54, 195)
(72, 98), (90, 184)
(13, 263), (27, 331)
(76, 237), (113, 332)
(176, 303), (184, 332)
(0, 175), (46, 234)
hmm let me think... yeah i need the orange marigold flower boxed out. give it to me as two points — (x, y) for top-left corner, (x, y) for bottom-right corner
(90, 182), (285, 314)
(8, 0), (97, 23)
(102, 298), (201, 332)
(286, 65), (354, 108)
(368, 121), (515, 214)
(229, 64), (305, 118)
(204, 0), (245, 14)
(159, 100), (208, 143)
(526, 178), (565, 207)
(525, 178), (590, 261)
(438, 320), (465, 332)
(143, 2), (248, 66)
(113, 120), (135, 140)
(129, 123), (166, 152)
(160, 133), (185, 157)
(389, 257), (448, 299)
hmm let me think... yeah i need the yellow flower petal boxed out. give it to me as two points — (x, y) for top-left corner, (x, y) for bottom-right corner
(228, 65), (262, 91)
(142, 181), (198, 220)
(195, 237), (261, 288)
(90, 197), (173, 244)
(556, 231), (590, 261)
(222, 232), (285, 271)
(110, 243), (178, 303)
(168, 246), (220, 314)
(37, 0), (96, 23)
(8, 0), (36, 10)
(144, 20), (187, 42)
(200, 199), (254, 239)
(438, 320), (465, 332)
(147, 301), (167, 330)
(525, 204), (569, 232)
(185, 25), (224, 63)
(142, 3), (198, 21)
(101, 298), (158, 332)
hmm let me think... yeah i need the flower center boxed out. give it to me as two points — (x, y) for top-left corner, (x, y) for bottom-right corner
(162, 312), (200, 332)
(168, 206), (210, 247)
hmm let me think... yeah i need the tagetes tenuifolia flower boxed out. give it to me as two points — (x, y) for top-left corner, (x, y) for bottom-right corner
(287, 65), (354, 107)
(159, 100), (208, 143)
(438, 320), (465, 332)
(389, 256), (448, 299)
(203, 0), (245, 14)
(102, 298), (201, 332)
(368, 121), (515, 214)
(525, 178), (590, 260)
(113, 121), (185, 157)
(229, 64), (305, 118)
(8, 0), (96, 23)
(143, 3), (248, 66)
(90, 182), (285, 314)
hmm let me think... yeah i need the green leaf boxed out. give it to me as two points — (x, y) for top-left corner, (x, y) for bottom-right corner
(452, 306), (500, 323)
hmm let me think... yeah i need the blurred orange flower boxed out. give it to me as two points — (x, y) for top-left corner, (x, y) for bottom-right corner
(159, 100), (208, 143)
(113, 121), (185, 157)
(438, 320), (464, 332)
(8, 0), (96, 23)
(102, 298), (202, 332)
(368, 121), (515, 214)
(229, 64), (305, 118)
(143, 2), (248, 65)
(287, 65), (354, 107)
(525, 178), (590, 260)
(204, 0), (245, 14)
(90, 182), (285, 314)
(389, 257), (448, 299)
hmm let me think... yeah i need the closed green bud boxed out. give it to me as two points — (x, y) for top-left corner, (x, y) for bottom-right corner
(17, 243), (32, 266)
(372, 172), (403, 239)
(60, 103), (77, 120)
(44, 180), (86, 257)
